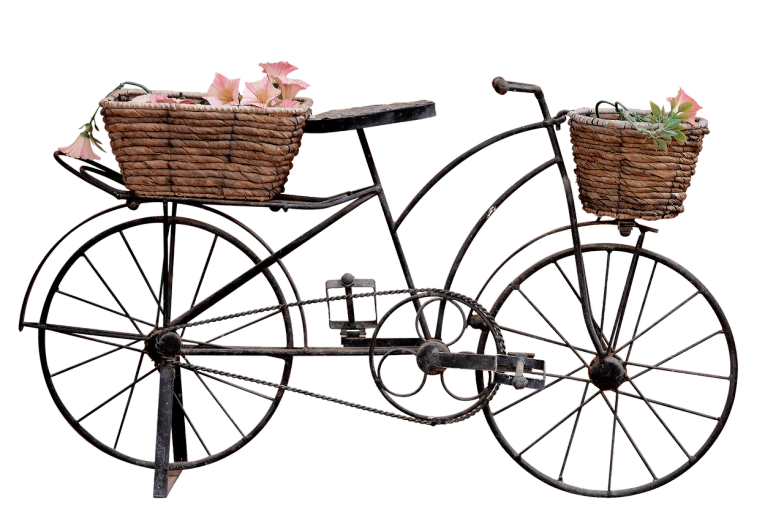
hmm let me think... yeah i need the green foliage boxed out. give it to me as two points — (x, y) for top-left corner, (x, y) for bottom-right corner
(596, 97), (694, 152)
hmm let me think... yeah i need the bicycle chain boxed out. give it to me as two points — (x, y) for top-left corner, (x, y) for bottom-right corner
(164, 288), (505, 426)
(160, 288), (506, 353)
(162, 357), (465, 427)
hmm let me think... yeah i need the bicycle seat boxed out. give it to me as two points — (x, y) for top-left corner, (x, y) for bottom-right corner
(304, 100), (435, 133)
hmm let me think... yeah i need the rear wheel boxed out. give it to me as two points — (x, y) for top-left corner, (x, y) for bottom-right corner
(39, 215), (293, 469)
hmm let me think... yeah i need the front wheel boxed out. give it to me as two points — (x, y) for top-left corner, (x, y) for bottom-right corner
(477, 243), (737, 497)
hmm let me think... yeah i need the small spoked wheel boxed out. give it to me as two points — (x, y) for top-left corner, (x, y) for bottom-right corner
(369, 292), (503, 423)
(478, 244), (737, 497)
(39, 215), (293, 470)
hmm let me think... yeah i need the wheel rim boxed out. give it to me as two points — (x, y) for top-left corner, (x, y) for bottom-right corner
(477, 244), (737, 497)
(39, 216), (293, 470)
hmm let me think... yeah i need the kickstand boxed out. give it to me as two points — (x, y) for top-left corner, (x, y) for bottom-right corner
(152, 361), (181, 497)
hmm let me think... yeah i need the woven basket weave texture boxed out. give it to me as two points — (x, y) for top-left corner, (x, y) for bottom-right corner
(567, 108), (709, 221)
(100, 89), (312, 201)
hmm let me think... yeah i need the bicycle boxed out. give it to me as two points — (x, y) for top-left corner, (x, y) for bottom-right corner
(19, 77), (737, 498)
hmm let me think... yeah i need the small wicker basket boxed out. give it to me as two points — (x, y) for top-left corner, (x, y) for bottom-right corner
(567, 108), (709, 221)
(99, 89), (312, 202)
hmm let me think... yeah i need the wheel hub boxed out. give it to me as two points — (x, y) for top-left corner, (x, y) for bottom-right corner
(588, 354), (626, 390)
(416, 340), (449, 375)
(145, 330), (182, 361)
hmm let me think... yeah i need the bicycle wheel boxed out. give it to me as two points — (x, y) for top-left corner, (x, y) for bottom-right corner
(39, 215), (293, 470)
(477, 243), (737, 497)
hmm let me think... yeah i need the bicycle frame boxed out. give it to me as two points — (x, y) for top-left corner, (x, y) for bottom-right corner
(23, 85), (617, 358)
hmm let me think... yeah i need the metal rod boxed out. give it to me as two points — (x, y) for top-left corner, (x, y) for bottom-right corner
(83, 253), (143, 335)
(599, 391), (657, 480)
(492, 364), (585, 416)
(559, 382), (590, 481)
(518, 289), (589, 367)
(534, 87), (607, 359)
(56, 290), (155, 328)
(114, 352), (145, 449)
(169, 194), (375, 328)
(518, 390), (602, 456)
(496, 323), (595, 355)
(153, 362), (174, 498)
(192, 203), (309, 347)
(77, 367), (157, 423)
(192, 234), (217, 310)
(608, 232), (646, 351)
(357, 129), (430, 338)
(627, 330), (725, 381)
(24, 322), (146, 341)
(119, 230), (165, 317)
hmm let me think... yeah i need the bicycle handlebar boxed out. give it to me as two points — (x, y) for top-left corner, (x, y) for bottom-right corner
(492, 76), (542, 95)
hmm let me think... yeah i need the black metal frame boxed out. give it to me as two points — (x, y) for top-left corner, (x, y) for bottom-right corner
(33, 84), (609, 353)
(20, 79), (684, 497)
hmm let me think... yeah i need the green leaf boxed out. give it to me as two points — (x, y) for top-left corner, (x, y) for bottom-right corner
(678, 101), (693, 113)
(656, 139), (668, 151)
(670, 97), (678, 111)
(666, 118), (680, 129)
(673, 130), (687, 142)
(650, 101), (661, 118)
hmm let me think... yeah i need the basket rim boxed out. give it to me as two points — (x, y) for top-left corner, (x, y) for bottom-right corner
(100, 88), (313, 116)
(567, 107), (708, 129)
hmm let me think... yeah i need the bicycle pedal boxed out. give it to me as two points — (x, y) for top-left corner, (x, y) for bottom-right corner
(495, 373), (545, 391)
(326, 273), (378, 337)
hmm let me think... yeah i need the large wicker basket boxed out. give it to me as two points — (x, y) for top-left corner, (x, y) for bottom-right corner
(99, 89), (312, 201)
(567, 108), (709, 220)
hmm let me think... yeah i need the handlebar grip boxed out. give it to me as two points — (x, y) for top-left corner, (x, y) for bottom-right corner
(493, 76), (509, 96)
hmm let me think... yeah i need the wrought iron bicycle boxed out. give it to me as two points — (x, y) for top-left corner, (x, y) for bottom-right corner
(19, 77), (737, 498)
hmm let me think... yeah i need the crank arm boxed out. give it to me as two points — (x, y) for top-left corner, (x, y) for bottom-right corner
(428, 350), (545, 375)
(417, 350), (546, 390)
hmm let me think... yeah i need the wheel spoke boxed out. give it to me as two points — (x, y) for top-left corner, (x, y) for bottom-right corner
(114, 352), (145, 449)
(552, 261), (610, 348)
(517, 289), (589, 367)
(56, 290), (155, 328)
(51, 346), (126, 377)
(191, 237), (218, 307)
(544, 372), (591, 384)
(173, 393), (211, 456)
(59, 331), (145, 353)
(614, 291), (700, 354)
(31, 322), (146, 342)
(599, 391), (657, 480)
(77, 367), (157, 423)
(496, 323), (594, 356)
(518, 389), (601, 456)
(190, 369), (275, 402)
(162, 203), (177, 326)
(615, 389), (719, 421)
(205, 310), (283, 344)
(608, 391), (620, 492)
(626, 378), (692, 459)
(492, 364), (585, 416)
(182, 355), (245, 438)
(181, 339), (231, 350)
(119, 230), (165, 318)
(607, 236), (645, 351)
(626, 361), (729, 380)
(559, 382), (589, 481)
(620, 262), (657, 361)
(82, 253), (143, 335)
(627, 330), (725, 382)
(600, 252), (610, 339)
(553, 262), (583, 302)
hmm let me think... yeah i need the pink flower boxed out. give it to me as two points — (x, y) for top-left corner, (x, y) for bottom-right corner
(667, 87), (703, 125)
(59, 133), (101, 161)
(259, 61), (298, 83)
(157, 96), (197, 104)
(130, 93), (165, 104)
(277, 100), (301, 108)
(278, 77), (309, 100)
(241, 77), (281, 107)
(131, 93), (196, 104)
(204, 72), (240, 106)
